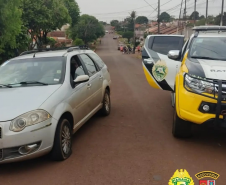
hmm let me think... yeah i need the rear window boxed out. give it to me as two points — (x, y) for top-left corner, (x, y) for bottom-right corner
(88, 53), (105, 69)
(149, 36), (184, 55)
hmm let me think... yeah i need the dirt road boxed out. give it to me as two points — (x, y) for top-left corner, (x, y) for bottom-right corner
(1, 31), (226, 185)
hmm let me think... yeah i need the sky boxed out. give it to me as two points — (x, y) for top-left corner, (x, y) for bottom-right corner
(76, 0), (225, 22)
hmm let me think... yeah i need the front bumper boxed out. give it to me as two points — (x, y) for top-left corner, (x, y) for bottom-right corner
(178, 75), (226, 125)
(0, 118), (57, 163)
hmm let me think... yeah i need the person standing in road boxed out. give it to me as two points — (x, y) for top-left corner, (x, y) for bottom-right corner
(137, 45), (141, 53)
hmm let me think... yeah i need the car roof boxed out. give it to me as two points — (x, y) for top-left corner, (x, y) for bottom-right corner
(10, 48), (95, 61)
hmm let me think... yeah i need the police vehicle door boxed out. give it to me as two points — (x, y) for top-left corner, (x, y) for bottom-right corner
(142, 35), (185, 91)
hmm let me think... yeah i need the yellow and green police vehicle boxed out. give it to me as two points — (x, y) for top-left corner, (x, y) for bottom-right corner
(142, 26), (226, 138)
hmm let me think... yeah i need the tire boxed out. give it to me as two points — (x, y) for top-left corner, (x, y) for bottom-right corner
(100, 89), (111, 116)
(50, 118), (72, 161)
(172, 108), (192, 138)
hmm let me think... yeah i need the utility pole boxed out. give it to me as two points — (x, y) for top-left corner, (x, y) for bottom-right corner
(206, 0), (208, 25)
(194, 0), (197, 26)
(220, 0), (224, 26)
(158, 0), (160, 34)
(178, 0), (184, 34)
(182, 0), (187, 35)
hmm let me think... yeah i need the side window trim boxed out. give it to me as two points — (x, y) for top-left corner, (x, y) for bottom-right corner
(87, 53), (105, 70)
(69, 55), (88, 89)
(86, 54), (101, 71)
(181, 39), (189, 60)
(78, 54), (98, 77)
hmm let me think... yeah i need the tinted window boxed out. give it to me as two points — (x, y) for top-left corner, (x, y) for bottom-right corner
(189, 37), (226, 60)
(88, 53), (105, 69)
(80, 54), (97, 76)
(150, 36), (183, 55)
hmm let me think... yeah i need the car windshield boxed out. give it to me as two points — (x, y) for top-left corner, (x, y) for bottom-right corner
(0, 57), (65, 87)
(189, 37), (226, 60)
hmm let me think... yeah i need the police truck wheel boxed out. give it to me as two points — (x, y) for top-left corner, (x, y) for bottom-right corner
(172, 108), (192, 138)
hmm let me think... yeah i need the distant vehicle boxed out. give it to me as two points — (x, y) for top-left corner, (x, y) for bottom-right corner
(113, 36), (118, 39)
(105, 31), (108, 33)
(0, 46), (111, 163)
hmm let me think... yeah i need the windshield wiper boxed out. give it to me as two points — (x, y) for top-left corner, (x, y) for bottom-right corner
(191, 56), (225, 60)
(9, 81), (49, 86)
(0, 84), (12, 88)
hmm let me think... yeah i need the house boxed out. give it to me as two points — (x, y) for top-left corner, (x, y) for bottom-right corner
(47, 31), (73, 47)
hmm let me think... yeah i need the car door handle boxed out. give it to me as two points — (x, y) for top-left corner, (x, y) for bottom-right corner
(87, 83), (92, 89)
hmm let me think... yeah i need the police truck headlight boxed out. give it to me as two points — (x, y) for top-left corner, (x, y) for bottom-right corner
(10, 110), (51, 132)
(184, 74), (214, 94)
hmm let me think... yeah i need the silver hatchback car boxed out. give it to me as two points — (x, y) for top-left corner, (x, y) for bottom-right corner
(0, 47), (111, 163)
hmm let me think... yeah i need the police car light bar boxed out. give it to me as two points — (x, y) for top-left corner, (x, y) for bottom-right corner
(193, 26), (226, 31)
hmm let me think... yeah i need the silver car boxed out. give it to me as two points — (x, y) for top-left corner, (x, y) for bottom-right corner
(0, 47), (111, 163)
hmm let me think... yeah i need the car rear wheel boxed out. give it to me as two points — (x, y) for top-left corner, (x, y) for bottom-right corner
(172, 107), (192, 138)
(101, 89), (111, 116)
(50, 118), (72, 161)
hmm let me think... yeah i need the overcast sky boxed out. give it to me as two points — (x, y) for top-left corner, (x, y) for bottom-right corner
(76, 0), (225, 22)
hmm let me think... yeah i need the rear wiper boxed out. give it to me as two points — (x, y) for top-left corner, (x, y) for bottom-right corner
(191, 56), (224, 60)
(0, 84), (12, 88)
(9, 81), (49, 86)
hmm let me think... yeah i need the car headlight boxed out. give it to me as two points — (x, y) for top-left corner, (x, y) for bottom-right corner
(10, 110), (51, 132)
(184, 73), (214, 94)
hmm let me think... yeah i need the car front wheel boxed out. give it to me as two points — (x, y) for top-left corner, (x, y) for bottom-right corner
(101, 89), (111, 116)
(51, 118), (72, 161)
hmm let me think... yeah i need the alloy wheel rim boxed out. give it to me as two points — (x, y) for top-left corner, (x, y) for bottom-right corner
(105, 93), (110, 112)
(62, 125), (71, 155)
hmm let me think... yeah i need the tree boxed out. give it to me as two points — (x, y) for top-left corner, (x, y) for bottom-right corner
(159, 12), (170, 22)
(190, 11), (199, 20)
(136, 16), (148, 24)
(0, 0), (22, 54)
(110, 20), (119, 27)
(195, 18), (206, 26)
(200, 15), (205, 19)
(207, 15), (215, 24)
(122, 31), (134, 42)
(100, 21), (107, 25)
(129, 11), (136, 53)
(215, 12), (226, 25)
(21, 0), (71, 49)
(63, 0), (80, 27)
(73, 38), (84, 46)
(70, 14), (105, 44)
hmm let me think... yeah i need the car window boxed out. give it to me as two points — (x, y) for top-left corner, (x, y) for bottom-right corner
(79, 54), (97, 76)
(150, 36), (184, 55)
(88, 53), (105, 69)
(189, 37), (226, 60)
(70, 56), (86, 87)
(0, 57), (65, 86)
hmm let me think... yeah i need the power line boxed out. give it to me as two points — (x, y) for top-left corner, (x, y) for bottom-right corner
(144, 0), (158, 12)
(147, 0), (173, 17)
(90, 5), (156, 15)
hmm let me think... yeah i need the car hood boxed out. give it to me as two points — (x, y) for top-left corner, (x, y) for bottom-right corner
(0, 85), (61, 121)
(186, 58), (226, 80)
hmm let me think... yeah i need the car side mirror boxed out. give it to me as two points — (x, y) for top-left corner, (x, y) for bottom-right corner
(168, 50), (181, 60)
(74, 75), (89, 84)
